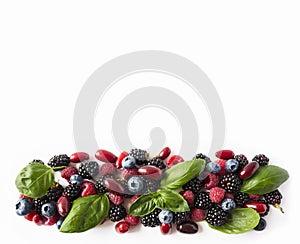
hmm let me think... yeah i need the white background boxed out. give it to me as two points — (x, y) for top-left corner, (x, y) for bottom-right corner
(0, 0), (299, 243)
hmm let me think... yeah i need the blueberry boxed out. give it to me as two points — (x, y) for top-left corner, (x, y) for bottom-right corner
(16, 198), (33, 216)
(70, 174), (83, 185)
(122, 156), (136, 169)
(56, 217), (64, 230)
(254, 217), (267, 231)
(41, 202), (57, 218)
(225, 159), (239, 173)
(158, 210), (173, 224)
(206, 162), (221, 173)
(221, 198), (236, 211)
(127, 176), (144, 193)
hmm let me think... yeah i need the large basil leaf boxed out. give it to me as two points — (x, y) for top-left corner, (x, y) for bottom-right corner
(60, 194), (109, 233)
(156, 189), (190, 212)
(15, 163), (54, 198)
(128, 192), (157, 216)
(209, 208), (260, 234)
(241, 165), (289, 194)
(160, 159), (205, 190)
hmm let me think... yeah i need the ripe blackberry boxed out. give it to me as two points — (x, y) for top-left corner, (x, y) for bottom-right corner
(206, 205), (228, 226)
(234, 154), (248, 169)
(252, 154), (269, 166)
(63, 183), (81, 201)
(219, 173), (242, 194)
(109, 205), (127, 222)
(78, 160), (99, 179)
(182, 177), (203, 194)
(46, 183), (64, 201)
(194, 192), (212, 210)
(193, 153), (211, 163)
(95, 175), (113, 194)
(173, 211), (190, 224)
(48, 154), (70, 169)
(264, 190), (282, 205)
(129, 148), (148, 166)
(141, 208), (161, 227)
(30, 159), (44, 165)
(33, 196), (49, 214)
(143, 178), (160, 193)
(234, 192), (249, 207)
(147, 158), (166, 169)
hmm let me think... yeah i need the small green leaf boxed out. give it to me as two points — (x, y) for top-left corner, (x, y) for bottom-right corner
(15, 163), (54, 198)
(241, 165), (289, 194)
(128, 192), (157, 216)
(156, 189), (190, 212)
(60, 194), (109, 233)
(160, 159), (205, 190)
(209, 208), (260, 234)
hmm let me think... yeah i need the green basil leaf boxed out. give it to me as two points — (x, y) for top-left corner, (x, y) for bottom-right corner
(60, 194), (109, 233)
(156, 189), (190, 212)
(15, 163), (54, 198)
(128, 192), (157, 216)
(160, 159), (205, 190)
(241, 165), (289, 194)
(209, 208), (260, 234)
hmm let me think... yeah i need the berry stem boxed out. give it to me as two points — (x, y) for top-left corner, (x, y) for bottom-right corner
(274, 204), (285, 213)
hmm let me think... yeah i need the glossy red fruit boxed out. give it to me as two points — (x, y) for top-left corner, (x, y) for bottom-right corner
(121, 168), (139, 180)
(104, 178), (124, 194)
(239, 161), (259, 180)
(32, 214), (44, 226)
(70, 152), (89, 163)
(99, 163), (117, 176)
(166, 155), (184, 167)
(157, 147), (171, 160)
(57, 196), (71, 217)
(215, 150), (235, 160)
(95, 149), (117, 164)
(81, 181), (97, 197)
(160, 223), (172, 235)
(116, 151), (129, 168)
(124, 214), (140, 226)
(24, 210), (35, 221)
(109, 192), (124, 205)
(61, 166), (78, 182)
(138, 165), (162, 180)
(215, 159), (227, 175)
(244, 201), (267, 214)
(44, 214), (60, 226)
(115, 221), (130, 233)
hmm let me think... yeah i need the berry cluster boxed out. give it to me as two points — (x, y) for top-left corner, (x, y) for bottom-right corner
(15, 148), (287, 234)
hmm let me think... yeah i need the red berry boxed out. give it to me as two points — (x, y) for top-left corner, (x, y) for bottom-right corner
(57, 195), (71, 217)
(224, 193), (234, 199)
(81, 181), (97, 197)
(61, 166), (78, 182)
(203, 172), (219, 189)
(19, 194), (33, 201)
(244, 201), (267, 214)
(108, 192), (124, 205)
(99, 163), (117, 176)
(189, 208), (205, 222)
(121, 168), (139, 180)
(166, 155), (184, 167)
(124, 214), (140, 226)
(209, 187), (225, 203)
(215, 150), (235, 160)
(138, 165), (162, 180)
(44, 214), (60, 226)
(70, 152), (89, 163)
(95, 149), (117, 164)
(129, 195), (140, 204)
(116, 151), (129, 168)
(115, 221), (130, 233)
(104, 178), (124, 194)
(249, 194), (261, 201)
(215, 159), (227, 175)
(157, 147), (171, 160)
(24, 210), (35, 221)
(160, 223), (172, 235)
(239, 161), (259, 179)
(181, 190), (195, 205)
(32, 214), (44, 226)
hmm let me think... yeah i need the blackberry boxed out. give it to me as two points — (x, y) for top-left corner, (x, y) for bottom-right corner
(206, 205), (228, 226)
(63, 183), (81, 201)
(33, 196), (49, 214)
(252, 154), (269, 166)
(234, 192), (249, 207)
(173, 211), (190, 224)
(141, 208), (161, 227)
(219, 173), (242, 194)
(143, 177), (160, 193)
(194, 192), (212, 210)
(95, 175), (113, 194)
(109, 205), (127, 222)
(46, 183), (64, 201)
(48, 154), (70, 169)
(234, 154), (248, 169)
(263, 190), (282, 205)
(78, 160), (99, 179)
(193, 153), (211, 164)
(29, 159), (44, 165)
(129, 148), (148, 166)
(182, 177), (203, 194)
(147, 158), (166, 169)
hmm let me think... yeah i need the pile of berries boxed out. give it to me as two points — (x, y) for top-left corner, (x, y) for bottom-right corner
(15, 148), (286, 234)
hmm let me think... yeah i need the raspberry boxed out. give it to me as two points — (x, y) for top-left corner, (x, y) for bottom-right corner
(121, 168), (139, 180)
(189, 208), (205, 222)
(125, 214), (140, 226)
(203, 173), (219, 190)
(99, 163), (117, 176)
(209, 187), (225, 203)
(215, 159), (227, 175)
(181, 190), (195, 205)
(109, 192), (124, 205)
(129, 195), (140, 204)
(61, 166), (78, 182)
